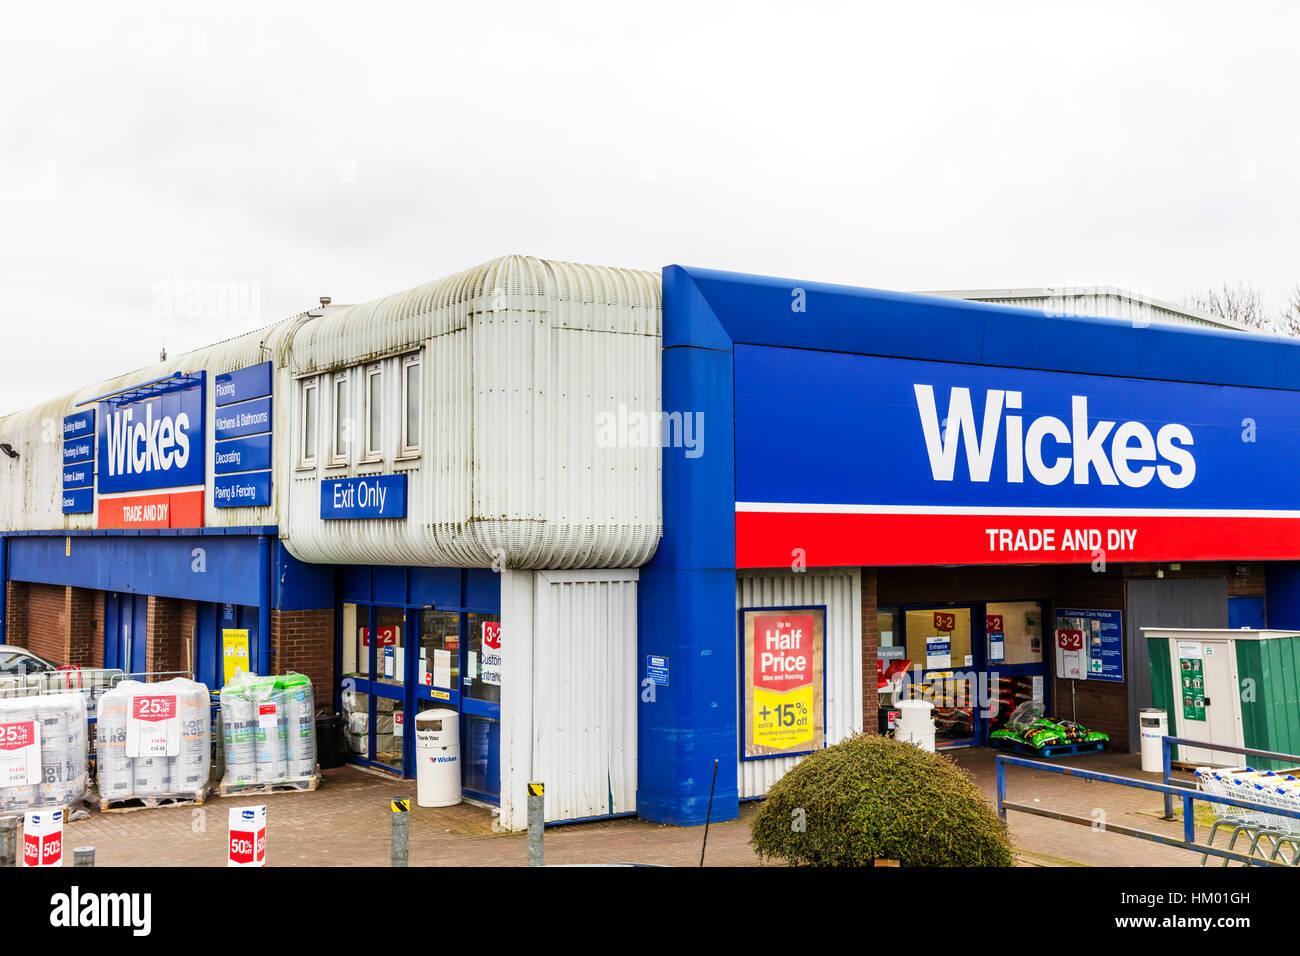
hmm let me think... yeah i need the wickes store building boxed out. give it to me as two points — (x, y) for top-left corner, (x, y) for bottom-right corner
(3, 256), (1300, 828)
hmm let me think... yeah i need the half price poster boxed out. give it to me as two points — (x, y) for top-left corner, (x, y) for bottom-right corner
(742, 607), (825, 759)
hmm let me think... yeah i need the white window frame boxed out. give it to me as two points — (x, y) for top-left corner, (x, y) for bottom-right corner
(331, 371), (350, 466)
(399, 353), (422, 458)
(363, 363), (383, 463)
(298, 378), (318, 469)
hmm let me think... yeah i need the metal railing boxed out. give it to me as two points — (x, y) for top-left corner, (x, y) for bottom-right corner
(1159, 736), (1300, 818)
(996, 738), (1300, 867)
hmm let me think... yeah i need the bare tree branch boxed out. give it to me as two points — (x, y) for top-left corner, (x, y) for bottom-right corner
(1181, 280), (1272, 332)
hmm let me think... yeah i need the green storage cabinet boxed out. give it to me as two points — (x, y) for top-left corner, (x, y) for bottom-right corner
(1145, 628), (1300, 769)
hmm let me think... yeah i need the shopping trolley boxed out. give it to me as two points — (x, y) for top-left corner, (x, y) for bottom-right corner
(1194, 767), (1300, 865)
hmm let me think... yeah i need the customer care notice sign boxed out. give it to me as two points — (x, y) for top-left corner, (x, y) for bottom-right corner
(741, 607), (825, 760)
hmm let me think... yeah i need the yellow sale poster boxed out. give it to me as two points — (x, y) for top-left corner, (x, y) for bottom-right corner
(222, 629), (250, 683)
(742, 608), (825, 759)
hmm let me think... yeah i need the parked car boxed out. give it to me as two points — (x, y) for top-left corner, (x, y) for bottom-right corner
(0, 644), (59, 676)
(0, 645), (123, 702)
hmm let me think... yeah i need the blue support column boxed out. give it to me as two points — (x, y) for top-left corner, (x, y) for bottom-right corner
(636, 266), (740, 826)
(0, 536), (7, 642)
(1265, 562), (1300, 628)
(258, 534), (272, 674)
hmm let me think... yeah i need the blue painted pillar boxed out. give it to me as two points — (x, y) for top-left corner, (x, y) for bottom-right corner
(636, 266), (740, 826)
(1265, 563), (1300, 629)
(258, 534), (272, 674)
(0, 536), (7, 642)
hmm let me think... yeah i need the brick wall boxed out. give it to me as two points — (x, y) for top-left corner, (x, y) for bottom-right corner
(66, 587), (96, 668)
(4, 583), (99, 668)
(4, 580), (28, 647)
(145, 595), (184, 675)
(179, 601), (198, 677)
(860, 568), (879, 733)
(272, 608), (335, 702)
(91, 591), (105, 668)
(26, 583), (69, 663)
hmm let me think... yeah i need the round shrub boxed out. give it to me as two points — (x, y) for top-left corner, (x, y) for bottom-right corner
(750, 734), (1014, 866)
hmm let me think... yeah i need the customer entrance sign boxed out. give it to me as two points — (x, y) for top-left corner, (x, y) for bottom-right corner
(740, 606), (825, 760)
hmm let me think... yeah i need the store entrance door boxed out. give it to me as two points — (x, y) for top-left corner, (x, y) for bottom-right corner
(892, 600), (1050, 749)
(340, 603), (411, 775)
(904, 606), (980, 747)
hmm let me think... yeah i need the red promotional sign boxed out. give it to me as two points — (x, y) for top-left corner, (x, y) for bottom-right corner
(41, 832), (62, 866)
(361, 626), (399, 647)
(22, 812), (64, 868)
(228, 806), (267, 867)
(1057, 629), (1084, 650)
(482, 621), (501, 650)
(751, 614), (814, 692)
(131, 696), (177, 722)
(932, 611), (956, 632)
(0, 721), (34, 750)
(228, 828), (265, 866)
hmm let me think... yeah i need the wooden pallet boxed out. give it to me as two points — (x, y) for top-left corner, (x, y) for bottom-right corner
(990, 737), (1107, 759)
(99, 790), (208, 813)
(218, 774), (320, 798)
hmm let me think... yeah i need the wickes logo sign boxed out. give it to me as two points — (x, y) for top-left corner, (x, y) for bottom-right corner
(914, 384), (1195, 489)
(97, 375), (206, 494)
(104, 405), (194, 478)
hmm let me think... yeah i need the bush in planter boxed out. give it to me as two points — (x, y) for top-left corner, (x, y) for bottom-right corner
(750, 734), (1014, 866)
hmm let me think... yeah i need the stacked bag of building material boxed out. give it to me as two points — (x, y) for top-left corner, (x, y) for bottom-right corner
(0, 693), (89, 814)
(219, 672), (317, 792)
(341, 688), (400, 759)
(94, 678), (212, 807)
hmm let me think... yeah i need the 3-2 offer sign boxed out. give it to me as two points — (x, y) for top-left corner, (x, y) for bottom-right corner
(741, 607), (825, 760)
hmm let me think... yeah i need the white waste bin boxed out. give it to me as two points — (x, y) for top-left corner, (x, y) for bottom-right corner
(415, 708), (461, 807)
(1139, 708), (1168, 773)
(895, 699), (935, 753)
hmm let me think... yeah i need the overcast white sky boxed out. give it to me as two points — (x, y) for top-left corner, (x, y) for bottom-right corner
(1, 1), (1297, 414)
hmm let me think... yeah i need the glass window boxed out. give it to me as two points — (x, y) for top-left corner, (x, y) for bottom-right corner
(342, 603), (370, 679)
(877, 606), (901, 649)
(300, 380), (317, 465)
(464, 612), (501, 704)
(463, 714), (499, 798)
(401, 355), (421, 456)
(375, 694), (402, 769)
(332, 372), (350, 464)
(985, 601), (1045, 666)
(419, 610), (460, 690)
(342, 689), (370, 758)
(365, 364), (382, 459)
(374, 607), (405, 687)
(905, 607), (972, 671)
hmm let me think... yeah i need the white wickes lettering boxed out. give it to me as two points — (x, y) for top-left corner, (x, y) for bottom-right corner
(913, 384), (1004, 482)
(915, 386), (1196, 490)
(102, 403), (193, 478)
